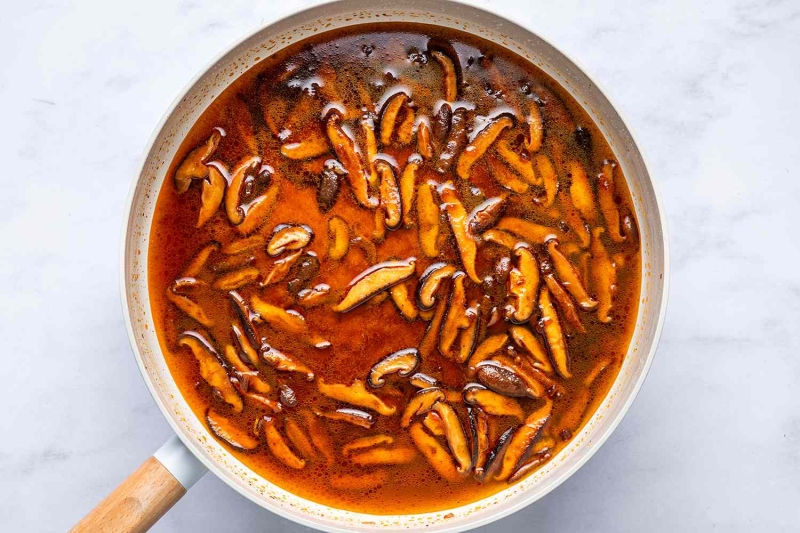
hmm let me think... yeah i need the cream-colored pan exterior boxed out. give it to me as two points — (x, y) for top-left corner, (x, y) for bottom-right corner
(121, 1), (669, 530)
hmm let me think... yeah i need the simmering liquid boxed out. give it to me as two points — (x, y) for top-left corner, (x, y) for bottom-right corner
(149, 23), (641, 514)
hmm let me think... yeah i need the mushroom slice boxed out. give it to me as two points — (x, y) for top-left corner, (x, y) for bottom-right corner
(333, 257), (417, 313)
(468, 196), (506, 236)
(377, 160), (402, 230)
(317, 159), (345, 213)
(181, 241), (219, 278)
(439, 272), (471, 357)
(267, 224), (314, 257)
(423, 411), (446, 437)
(538, 287), (570, 379)
(543, 272), (585, 333)
(222, 343), (252, 373)
(350, 446), (417, 466)
(329, 471), (390, 491)
(534, 154), (558, 208)
(432, 402), (472, 473)
(166, 290), (213, 327)
(369, 348), (420, 388)
(437, 107), (468, 173)
(212, 266), (260, 291)
(481, 228), (520, 250)
(327, 215), (350, 260)
(503, 354), (561, 398)
(419, 297), (447, 359)
(225, 156), (262, 225)
(259, 342), (315, 381)
(469, 407), (490, 476)
(467, 333), (509, 376)
(302, 410), (334, 465)
(206, 409), (258, 451)
(417, 263), (458, 310)
(568, 161), (597, 223)
(432, 102), (452, 147)
(326, 112), (376, 208)
(396, 107), (416, 145)
(526, 103), (544, 153)
(197, 164), (226, 228)
(401, 387), (446, 427)
(260, 250), (302, 287)
(409, 422), (461, 482)
(342, 434), (394, 456)
(457, 305), (480, 363)
(297, 284), (334, 308)
(262, 417), (306, 470)
(597, 161), (625, 242)
(547, 240), (597, 310)
(509, 325), (553, 373)
(389, 281), (418, 321)
(439, 181), (480, 283)
(496, 217), (561, 244)
(464, 384), (524, 420)
(505, 245), (539, 324)
(488, 154), (529, 194)
(409, 372), (439, 389)
(585, 357), (613, 386)
(223, 234), (265, 255)
(236, 370), (271, 396)
(400, 155), (421, 227)
(508, 447), (553, 483)
(379, 92), (409, 145)
(590, 227), (617, 323)
(417, 120), (433, 159)
(280, 133), (330, 160)
(318, 379), (396, 416)
(559, 188), (591, 248)
(236, 183), (280, 236)
(235, 384), (282, 413)
(284, 418), (318, 461)
(229, 290), (259, 346)
(174, 130), (221, 193)
(416, 180), (441, 257)
(251, 296), (329, 349)
(494, 401), (552, 481)
(482, 426), (515, 481)
(495, 140), (540, 185)
(360, 118), (379, 186)
(431, 50), (458, 102)
(316, 408), (375, 429)
(178, 332), (242, 412)
(457, 115), (514, 179)
(231, 323), (259, 366)
(476, 360), (540, 399)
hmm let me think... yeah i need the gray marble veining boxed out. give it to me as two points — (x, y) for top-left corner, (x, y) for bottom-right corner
(1, 0), (798, 531)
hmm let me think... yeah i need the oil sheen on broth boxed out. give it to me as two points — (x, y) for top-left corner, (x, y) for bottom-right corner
(149, 23), (641, 515)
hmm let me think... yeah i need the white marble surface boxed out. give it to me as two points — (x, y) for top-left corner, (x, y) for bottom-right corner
(1, 0), (799, 531)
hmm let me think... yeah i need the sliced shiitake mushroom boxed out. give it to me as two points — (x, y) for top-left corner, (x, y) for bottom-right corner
(488, 154), (529, 194)
(389, 281), (418, 320)
(542, 271), (585, 333)
(456, 304), (480, 363)
(379, 92), (409, 145)
(590, 227), (617, 323)
(526, 103), (543, 153)
(266, 224), (314, 257)
(508, 447), (553, 483)
(481, 228), (520, 250)
(475, 360), (538, 399)
(259, 342), (315, 381)
(284, 418), (317, 460)
(376, 160), (402, 230)
(419, 297), (447, 359)
(350, 446), (417, 466)
(174, 129), (221, 194)
(230, 324), (258, 366)
(439, 272), (471, 357)
(251, 296), (329, 349)
(534, 154), (558, 208)
(416, 180), (440, 258)
(222, 343), (252, 373)
(538, 287), (570, 379)
(559, 188), (591, 248)
(225, 156), (262, 226)
(229, 290), (259, 347)
(482, 426), (515, 481)
(197, 163), (226, 228)
(396, 107), (416, 145)
(260, 250), (302, 287)
(463, 384), (524, 420)
(333, 257), (417, 312)
(400, 155), (421, 227)
(279, 384), (298, 407)
(597, 160), (625, 242)
(286, 253), (320, 296)
(492, 354), (548, 398)
(509, 325), (554, 373)
(467, 196), (506, 236)
(494, 401), (552, 481)
(317, 379), (396, 416)
(317, 159), (346, 213)
(432, 102), (452, 147)
(437, 107), (468, 174)
(505, 245), (539, 324)
(409, 372), (439, 389)
(568, 161), (597, 223)
(360, 118), (379, 186)
(262, 416), (306, 470)
(496, 217), (562, 244)
(417, 120), (433, 159)
(467, 333), (509, 376)
(417, 262), (457, 310)
(368, 348), (420, 388)
(326, 111), (376, 208)
(178, 331), (242, 412)
(236, 183), (279, 236)
(206, 408), (258, 451)
(181, 241), (219, 277)
(547, 240), (597, 311)
(432, 402), (472, 473)
(469, 407), (490, 477)
(431, 50), (458, 102)
(409, 422), (461, 482)
(212, 266), (260, 291)
(495, 140), (540, 185)
(316, 407), (375, 429)
(280, 132), (330, 160)
(439, 181), (480, 283)
(166, 289), (213, 327)
(401, 387), (446, 427)
(457, 115), (514, 180)
(327, 215), (350, 260)
(302, 410), (334, 465)
(342, 434), (394, 455)
(297, 284), (334, 308)
(232, 380), (281, 413)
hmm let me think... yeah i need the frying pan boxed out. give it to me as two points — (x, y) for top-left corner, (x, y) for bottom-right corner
(70, 0), (669, 531)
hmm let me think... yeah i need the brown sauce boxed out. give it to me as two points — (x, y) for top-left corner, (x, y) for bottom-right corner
(148, 23), (641, 514)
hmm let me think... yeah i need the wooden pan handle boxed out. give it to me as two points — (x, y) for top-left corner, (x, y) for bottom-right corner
(70, 436), (206, 533)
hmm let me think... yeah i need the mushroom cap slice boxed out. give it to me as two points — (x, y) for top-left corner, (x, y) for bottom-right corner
(207, 409), (259, 451)
(174, 129), (221, 194)
(368, 348), (420, 388)
(333, 258), (417, 313)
